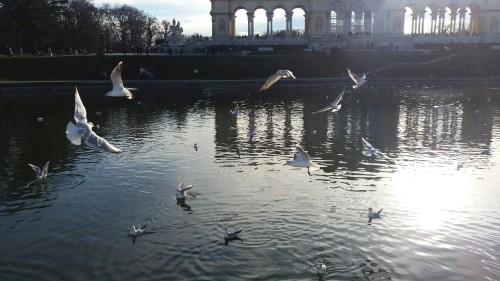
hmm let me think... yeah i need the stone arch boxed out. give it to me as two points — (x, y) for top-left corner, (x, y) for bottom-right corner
(330, 2), (346, 34)
(291, 6), (307, 37)
(350, 2), (367, 33)
(466, 4), (481, 33)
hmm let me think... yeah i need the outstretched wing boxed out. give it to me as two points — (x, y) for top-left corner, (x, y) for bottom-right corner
(41, 161), (50, 178)
(285, 70), (297, 79)
(311, 104), (333, 114)
(294, 145), (311, 162)
(74, 88), (88, 124)
(85, 131), (122, 153)
(110, 61), (125, 91)
(361, 137), (374, 150)
(260, 72), (283, 91)
(332, 88), (346, 107)
(347, 69), (361, 84)
(28, 164), (41, 177)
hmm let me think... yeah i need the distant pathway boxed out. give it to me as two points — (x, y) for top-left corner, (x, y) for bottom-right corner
(365, 54), (455, 75)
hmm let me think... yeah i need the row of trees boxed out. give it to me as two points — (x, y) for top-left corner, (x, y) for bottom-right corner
(0, 0), (202, 55)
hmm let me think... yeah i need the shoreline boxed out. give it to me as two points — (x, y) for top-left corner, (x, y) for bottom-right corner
(1, 77), (499, 100)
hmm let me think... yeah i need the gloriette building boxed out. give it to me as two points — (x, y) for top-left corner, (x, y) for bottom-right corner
(207, 0), (500, 52)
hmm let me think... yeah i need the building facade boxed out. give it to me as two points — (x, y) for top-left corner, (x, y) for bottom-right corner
(208, 0), (500, 50)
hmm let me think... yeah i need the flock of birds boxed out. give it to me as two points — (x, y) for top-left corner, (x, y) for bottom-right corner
(26, 62), (465, 277)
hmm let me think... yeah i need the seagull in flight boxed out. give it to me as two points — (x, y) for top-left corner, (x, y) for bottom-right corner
(433, 101), (463, 114)
(28, 161), (49, 180)
(105, 61), (136, 99)
(231, 104), (240, 117)
(260, 69), (296, 91)
(347, 68), (367, 89)
(285, 145), (320, 176)
(368, 208), (383, 223)
(312, 87), (347, 114)
(66, 87), (123, 153)
(361, 137), (392, 161)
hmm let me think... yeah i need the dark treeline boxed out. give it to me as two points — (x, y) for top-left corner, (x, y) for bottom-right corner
(0, 0), (203, 55)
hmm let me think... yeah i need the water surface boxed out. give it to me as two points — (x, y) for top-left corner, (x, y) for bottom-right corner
(1, 83), (500, 280)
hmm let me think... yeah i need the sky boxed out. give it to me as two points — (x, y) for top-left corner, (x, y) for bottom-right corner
(92, 0), (214, 36)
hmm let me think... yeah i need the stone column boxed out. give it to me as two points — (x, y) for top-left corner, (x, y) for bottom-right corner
(459, 9), (467, 32)
(450, 10), (458, 33)
(229, 13), (235, 37)
(286, 12), (293, 37)
(438, 10), (446, 33)
(431, 11), (438, 33)
(266, 12), (273, 38)
(411, 13), (417, 33)
(419, 10), (426, 34)
(247, 12), (254, 38)
(364, 11), (372, 33)
(344, 11), (352, 33)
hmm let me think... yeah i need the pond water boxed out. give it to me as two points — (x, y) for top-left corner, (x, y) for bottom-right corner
(1, 83), (500, 280)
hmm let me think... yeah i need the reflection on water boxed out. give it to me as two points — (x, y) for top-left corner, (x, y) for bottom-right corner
(1, 84), (500, 280)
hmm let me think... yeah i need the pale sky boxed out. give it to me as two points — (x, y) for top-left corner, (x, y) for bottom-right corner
(92, 0), (213, 36)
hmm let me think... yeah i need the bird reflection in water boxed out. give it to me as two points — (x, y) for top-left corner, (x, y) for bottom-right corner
(176, 198), (192, 211)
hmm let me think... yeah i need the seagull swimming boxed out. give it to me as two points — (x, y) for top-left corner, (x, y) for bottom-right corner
(129, 225), (146, 236)
(312, 87), (347, 114)
(66, 87), (123, 153)
(175, 182), (193, 201)
(105, 61), (136, 99)
(231, 104), (240, 117)
(285, 145), (320, 176)
(260, 69), (297, 91)
(361, 137), (391, 160)
(368, 208), (383, 223)
(224, 226), (243, 239)
(433, 101), (463, 114)
(315, 262), (326, 275)
(194, 143), (198, 151)
(28, 161), (49, 180)
(347, 68), (367, 89)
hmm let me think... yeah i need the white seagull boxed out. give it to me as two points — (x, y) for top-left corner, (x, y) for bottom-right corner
(285, 145), (320, 176)
(129, 225), (146, 236)
(175, 182), (193, 201)
(260, 69), (297, 91)
(368, 208), (383, 223)
(433, 101), (463, 114)
(224, 226), (243, 239)
(347, 68), (367, 89)
(312, 87), (347, 114)
(28, 161), (49, 180)
(361, 137), (391, 160)
(66, 88), (123, 153)
(231, 104), (240, 117)
(315, 262), (326, 275)
(105, 61), (136, 99)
